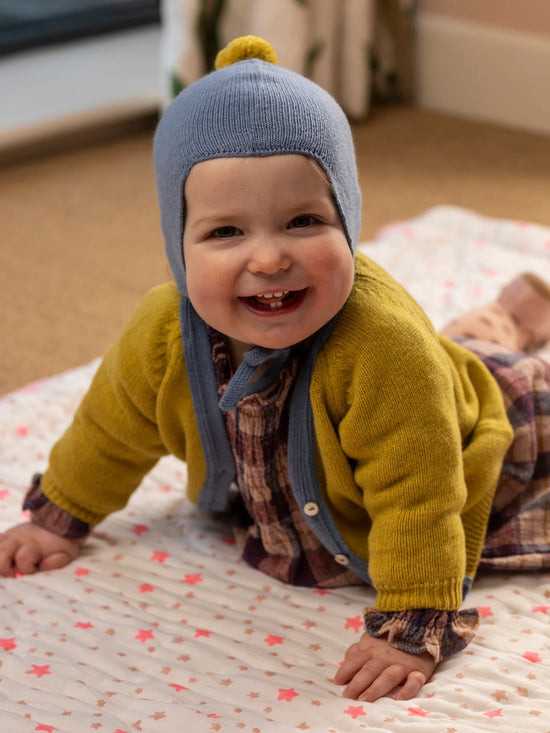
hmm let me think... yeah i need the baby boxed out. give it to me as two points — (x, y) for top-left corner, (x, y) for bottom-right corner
(1, 36), (549, 704)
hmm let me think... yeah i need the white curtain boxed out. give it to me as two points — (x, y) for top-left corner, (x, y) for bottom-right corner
(160, 0), (415, 119)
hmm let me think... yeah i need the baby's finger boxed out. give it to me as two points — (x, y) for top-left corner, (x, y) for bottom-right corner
(341, 659), (388, 699)
(334, 661), (357, 685)
(0, 537), (18, 577)
(333, 645), (368, 685)
(39, 551), (74, 572)
(394, 670), (427, 701)
(13, 543), (42, 575)
(356, 664), (408, 703)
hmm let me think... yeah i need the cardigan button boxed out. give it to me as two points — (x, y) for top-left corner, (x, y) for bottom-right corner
(303, 502), (319, 516)
(334, 554), (349, 566)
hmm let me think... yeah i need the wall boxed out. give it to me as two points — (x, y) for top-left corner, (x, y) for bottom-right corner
(419, 0), (550, 38)
(0, 27), (160, 143)
(416, 0), (550, 135)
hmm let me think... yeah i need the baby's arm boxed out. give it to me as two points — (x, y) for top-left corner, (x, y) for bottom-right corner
(0, 522), (82, 577)
(334, 633), (437, 702)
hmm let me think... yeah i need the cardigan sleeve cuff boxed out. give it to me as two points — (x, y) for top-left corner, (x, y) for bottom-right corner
(23, 473), (92, 540)
(364, 607), (480, 662)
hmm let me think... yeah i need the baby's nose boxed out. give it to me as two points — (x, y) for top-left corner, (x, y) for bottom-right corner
(247, 240), (291, 275)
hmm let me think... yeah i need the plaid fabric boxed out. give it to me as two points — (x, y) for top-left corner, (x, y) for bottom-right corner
(211, 329), (363, 588)
(23, 473), (92, 539)
(459, 339), (550, 570)
(363, 607), (480, 662)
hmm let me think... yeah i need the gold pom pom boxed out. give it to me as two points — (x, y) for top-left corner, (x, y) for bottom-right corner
(215, 35), (278, 70)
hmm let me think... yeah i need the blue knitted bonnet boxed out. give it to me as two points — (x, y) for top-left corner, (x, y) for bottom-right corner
(153, 36), (362, 297)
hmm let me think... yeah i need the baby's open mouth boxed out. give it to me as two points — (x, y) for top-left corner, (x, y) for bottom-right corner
(241, 289), (307, 312)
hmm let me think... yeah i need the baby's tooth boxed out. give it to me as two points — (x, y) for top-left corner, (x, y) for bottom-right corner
(256, 291), (289, 300)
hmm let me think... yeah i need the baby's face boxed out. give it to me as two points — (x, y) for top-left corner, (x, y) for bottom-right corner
(183, 154), (354, 366)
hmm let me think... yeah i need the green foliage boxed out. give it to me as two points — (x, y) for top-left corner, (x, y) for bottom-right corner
(197, 0), (228, 72)
(304, 40), (324, 79)
(170, 72), (186, 99)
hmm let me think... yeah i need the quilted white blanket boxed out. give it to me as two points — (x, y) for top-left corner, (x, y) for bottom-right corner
(1, 207), (549, 733)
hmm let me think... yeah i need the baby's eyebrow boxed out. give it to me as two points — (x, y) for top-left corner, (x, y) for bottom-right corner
(286, 198), (338, 218)
(187, 213), (236, 230)
(187, 195), (336, 231)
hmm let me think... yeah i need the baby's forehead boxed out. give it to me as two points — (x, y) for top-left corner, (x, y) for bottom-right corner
(182, 154), (333, 204)
(183, 153), (330, 188)
(181, 155), (342, 245)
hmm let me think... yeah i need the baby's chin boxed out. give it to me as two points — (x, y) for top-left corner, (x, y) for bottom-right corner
(247, 331), (318, 352)
(225, 332), (313, 362)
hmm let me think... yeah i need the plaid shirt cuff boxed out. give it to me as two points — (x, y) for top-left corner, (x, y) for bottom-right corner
(364, 607), (480, 662)
(23, 473), (92, 540)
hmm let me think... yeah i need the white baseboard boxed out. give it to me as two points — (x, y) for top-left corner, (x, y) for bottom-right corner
(0, 26), (161, 138)
(416, 12), (550, 136)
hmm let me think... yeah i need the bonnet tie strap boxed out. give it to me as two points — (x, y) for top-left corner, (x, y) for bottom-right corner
(219, 346), (291, 411)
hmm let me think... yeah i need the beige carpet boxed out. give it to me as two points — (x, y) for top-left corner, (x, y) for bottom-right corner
(2, 104), (550, 395)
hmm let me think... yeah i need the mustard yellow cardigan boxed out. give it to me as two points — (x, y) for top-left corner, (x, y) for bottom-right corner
(40, 253), (513, 611)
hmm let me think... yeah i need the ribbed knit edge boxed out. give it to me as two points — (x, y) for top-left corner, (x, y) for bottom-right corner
(374, 578), (465, 613)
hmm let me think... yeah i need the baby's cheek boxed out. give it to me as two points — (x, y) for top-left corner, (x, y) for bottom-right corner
(327, 255), (354, 300)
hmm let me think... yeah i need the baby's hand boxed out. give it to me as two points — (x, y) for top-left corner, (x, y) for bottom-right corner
(334, 632), (437, 702)
(0, 522), (82, 577)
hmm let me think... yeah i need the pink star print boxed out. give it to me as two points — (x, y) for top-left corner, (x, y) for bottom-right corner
(408, 707), (429, 717)
(182, 573), (203, 585)
(27, 665), (51, 678)
(277, 688), (299, 702)
(0, 637), (16, 650)
(194, 629), (212, 638)
(477, 606), (494, 618)
(344, 705), (366, 719)
(74, 622), (94, 629)
(35, 726), (56, 732)
(74, 567), (89, 576)
(483, 709), (503, 719)
(523, 651), (542, 663)
(169, 684), (189, 692)
(264, 635), (283, 647)
(131, 523), (149, 536)
(345, 616), (363, 632)
(135, 629), (155, 642)
(151, 550), (170, 563)
(532, 605), (550, 614)
(139, 583), (155, 593)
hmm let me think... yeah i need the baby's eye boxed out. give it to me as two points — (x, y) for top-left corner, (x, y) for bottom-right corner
(212, 226), (239, 239)
(289, 215), (317, 229)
